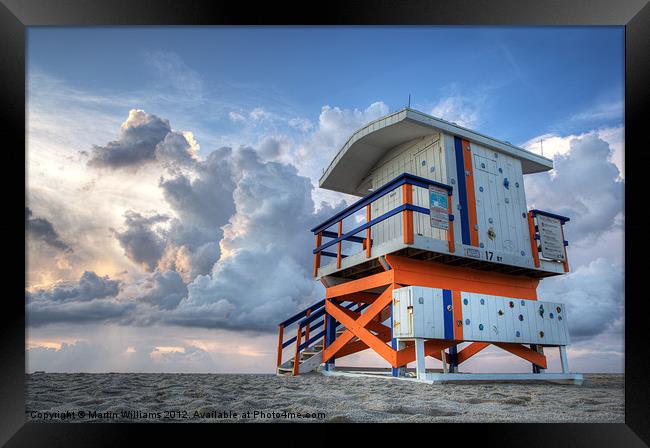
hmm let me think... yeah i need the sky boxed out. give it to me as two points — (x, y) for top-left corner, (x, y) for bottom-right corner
(25, 26), (624, 374)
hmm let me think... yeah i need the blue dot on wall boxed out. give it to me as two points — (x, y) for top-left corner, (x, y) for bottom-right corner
(463, 298), (468, 305)
(479, 324), (484, 330)
(465, 319), (470, 325)
(516, 331), (521, 337)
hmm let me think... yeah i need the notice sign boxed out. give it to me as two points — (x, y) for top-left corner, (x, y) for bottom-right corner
(538, 214), (566, 261)
(429, 186), (449, 230)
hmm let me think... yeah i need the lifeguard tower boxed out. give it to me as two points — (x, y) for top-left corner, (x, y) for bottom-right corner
(276, 108), (582, 383)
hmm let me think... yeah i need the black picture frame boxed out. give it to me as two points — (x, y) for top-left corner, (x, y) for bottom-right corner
(3, 0), (648, 445)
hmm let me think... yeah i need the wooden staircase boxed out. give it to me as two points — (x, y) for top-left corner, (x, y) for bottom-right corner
(276, 301), (366, 376)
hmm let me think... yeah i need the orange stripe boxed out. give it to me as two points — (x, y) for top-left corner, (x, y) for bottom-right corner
(527, 212), (540, 268)
(402, 184), (413, 244)
(452, 290), (464, 340)
(462, 139), (479, 247)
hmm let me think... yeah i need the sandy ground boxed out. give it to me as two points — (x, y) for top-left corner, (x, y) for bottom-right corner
(25, 373), (624, 423)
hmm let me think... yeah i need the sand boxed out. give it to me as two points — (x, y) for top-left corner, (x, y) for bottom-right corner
(25, 372), (624, 423)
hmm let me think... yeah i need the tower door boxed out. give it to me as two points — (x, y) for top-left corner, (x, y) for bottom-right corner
(412, 140), (447, 241)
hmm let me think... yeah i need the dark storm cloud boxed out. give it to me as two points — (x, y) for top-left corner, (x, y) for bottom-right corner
(26, 271), (130, 327)
(139, 270), (188, 310)
(112, 211), (169, 272)
(28, 271), (121, 303)
(25, 207), (72, 253)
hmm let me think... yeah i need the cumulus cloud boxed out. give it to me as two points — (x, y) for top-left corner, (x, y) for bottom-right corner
(26, 271), (130, 327)
(25, 207), (72, 253)
(524, 133), (624, 243)
(87, 109), (198, 170)
(111, 211), (169, 272)
(163, 148), (343, 331)
(538, 258), (623, 340)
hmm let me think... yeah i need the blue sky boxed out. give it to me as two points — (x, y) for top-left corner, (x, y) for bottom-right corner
(26, 27), (624, 373)
(28, 26), (623, 144)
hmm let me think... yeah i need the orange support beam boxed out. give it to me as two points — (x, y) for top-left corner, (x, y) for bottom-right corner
(276, 325), (284, 368)
(325, 270), (393, 299)
(336, 221), (343, 269)
(527, 212), (541, 268)
(366, 204), (372, 258)
(456, 342), (490, 364)
(336, 332), (392, 358)
(493, 342), (547, 369)
(334, 292), (379, 304)
(292, 324), (302, 375)
(313, 232), (322, 277)
(326, 300), (396, 366)
(386, 255), (539, 299)
(322, 287), (393, 364)
(402, 184), (413, 244)
(395, 340), (456, 366)
(447, 193), (455, 253)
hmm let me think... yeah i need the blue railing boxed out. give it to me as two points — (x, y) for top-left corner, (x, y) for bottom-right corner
(311, 172), (454, 273)
(276, 299), (367, 373)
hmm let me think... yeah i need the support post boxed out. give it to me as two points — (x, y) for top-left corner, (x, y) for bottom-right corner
(559, 346), (570, 373)
(392, 340), (407, 377)
(537, 346), (546, 373)
(304, 309), (311, 342)
(366, 204), (372, 258)
(325, 309), (337, 371)
(441, 349), (449, 373)
(313, 232), (322, 277)
(276, 325), (284, 368)
(336, 221), (343, 269)
(293, 324), (302, 376)
(415, 338), (426, 379)
(448, 345), (458, 373)
(402, 184), (413, 244)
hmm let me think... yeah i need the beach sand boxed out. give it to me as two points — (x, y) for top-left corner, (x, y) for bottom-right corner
(26, 372), (624, 423)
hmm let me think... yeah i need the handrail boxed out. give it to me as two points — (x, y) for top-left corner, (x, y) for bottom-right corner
(529, 209), (570, 223)
(278, 299), (325, 327)
(311, 172), (453, 234)
(313, 203), (430, 255)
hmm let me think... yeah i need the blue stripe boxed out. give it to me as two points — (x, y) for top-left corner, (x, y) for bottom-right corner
(454, 137), (471, 245)
(442, 289), (453, 340)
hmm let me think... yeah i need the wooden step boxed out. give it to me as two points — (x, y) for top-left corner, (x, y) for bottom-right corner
(277, 367), (293, 375)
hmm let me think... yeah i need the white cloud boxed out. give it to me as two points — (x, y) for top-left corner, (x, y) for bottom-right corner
(228, 111), (246, 123)
(430, 95), (481, 128)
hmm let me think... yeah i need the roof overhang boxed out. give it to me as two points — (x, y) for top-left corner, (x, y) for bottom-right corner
(319, 108), (554, 196)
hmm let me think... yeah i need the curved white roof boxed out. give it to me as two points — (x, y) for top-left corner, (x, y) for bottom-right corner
(319, 108), (553, 196)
